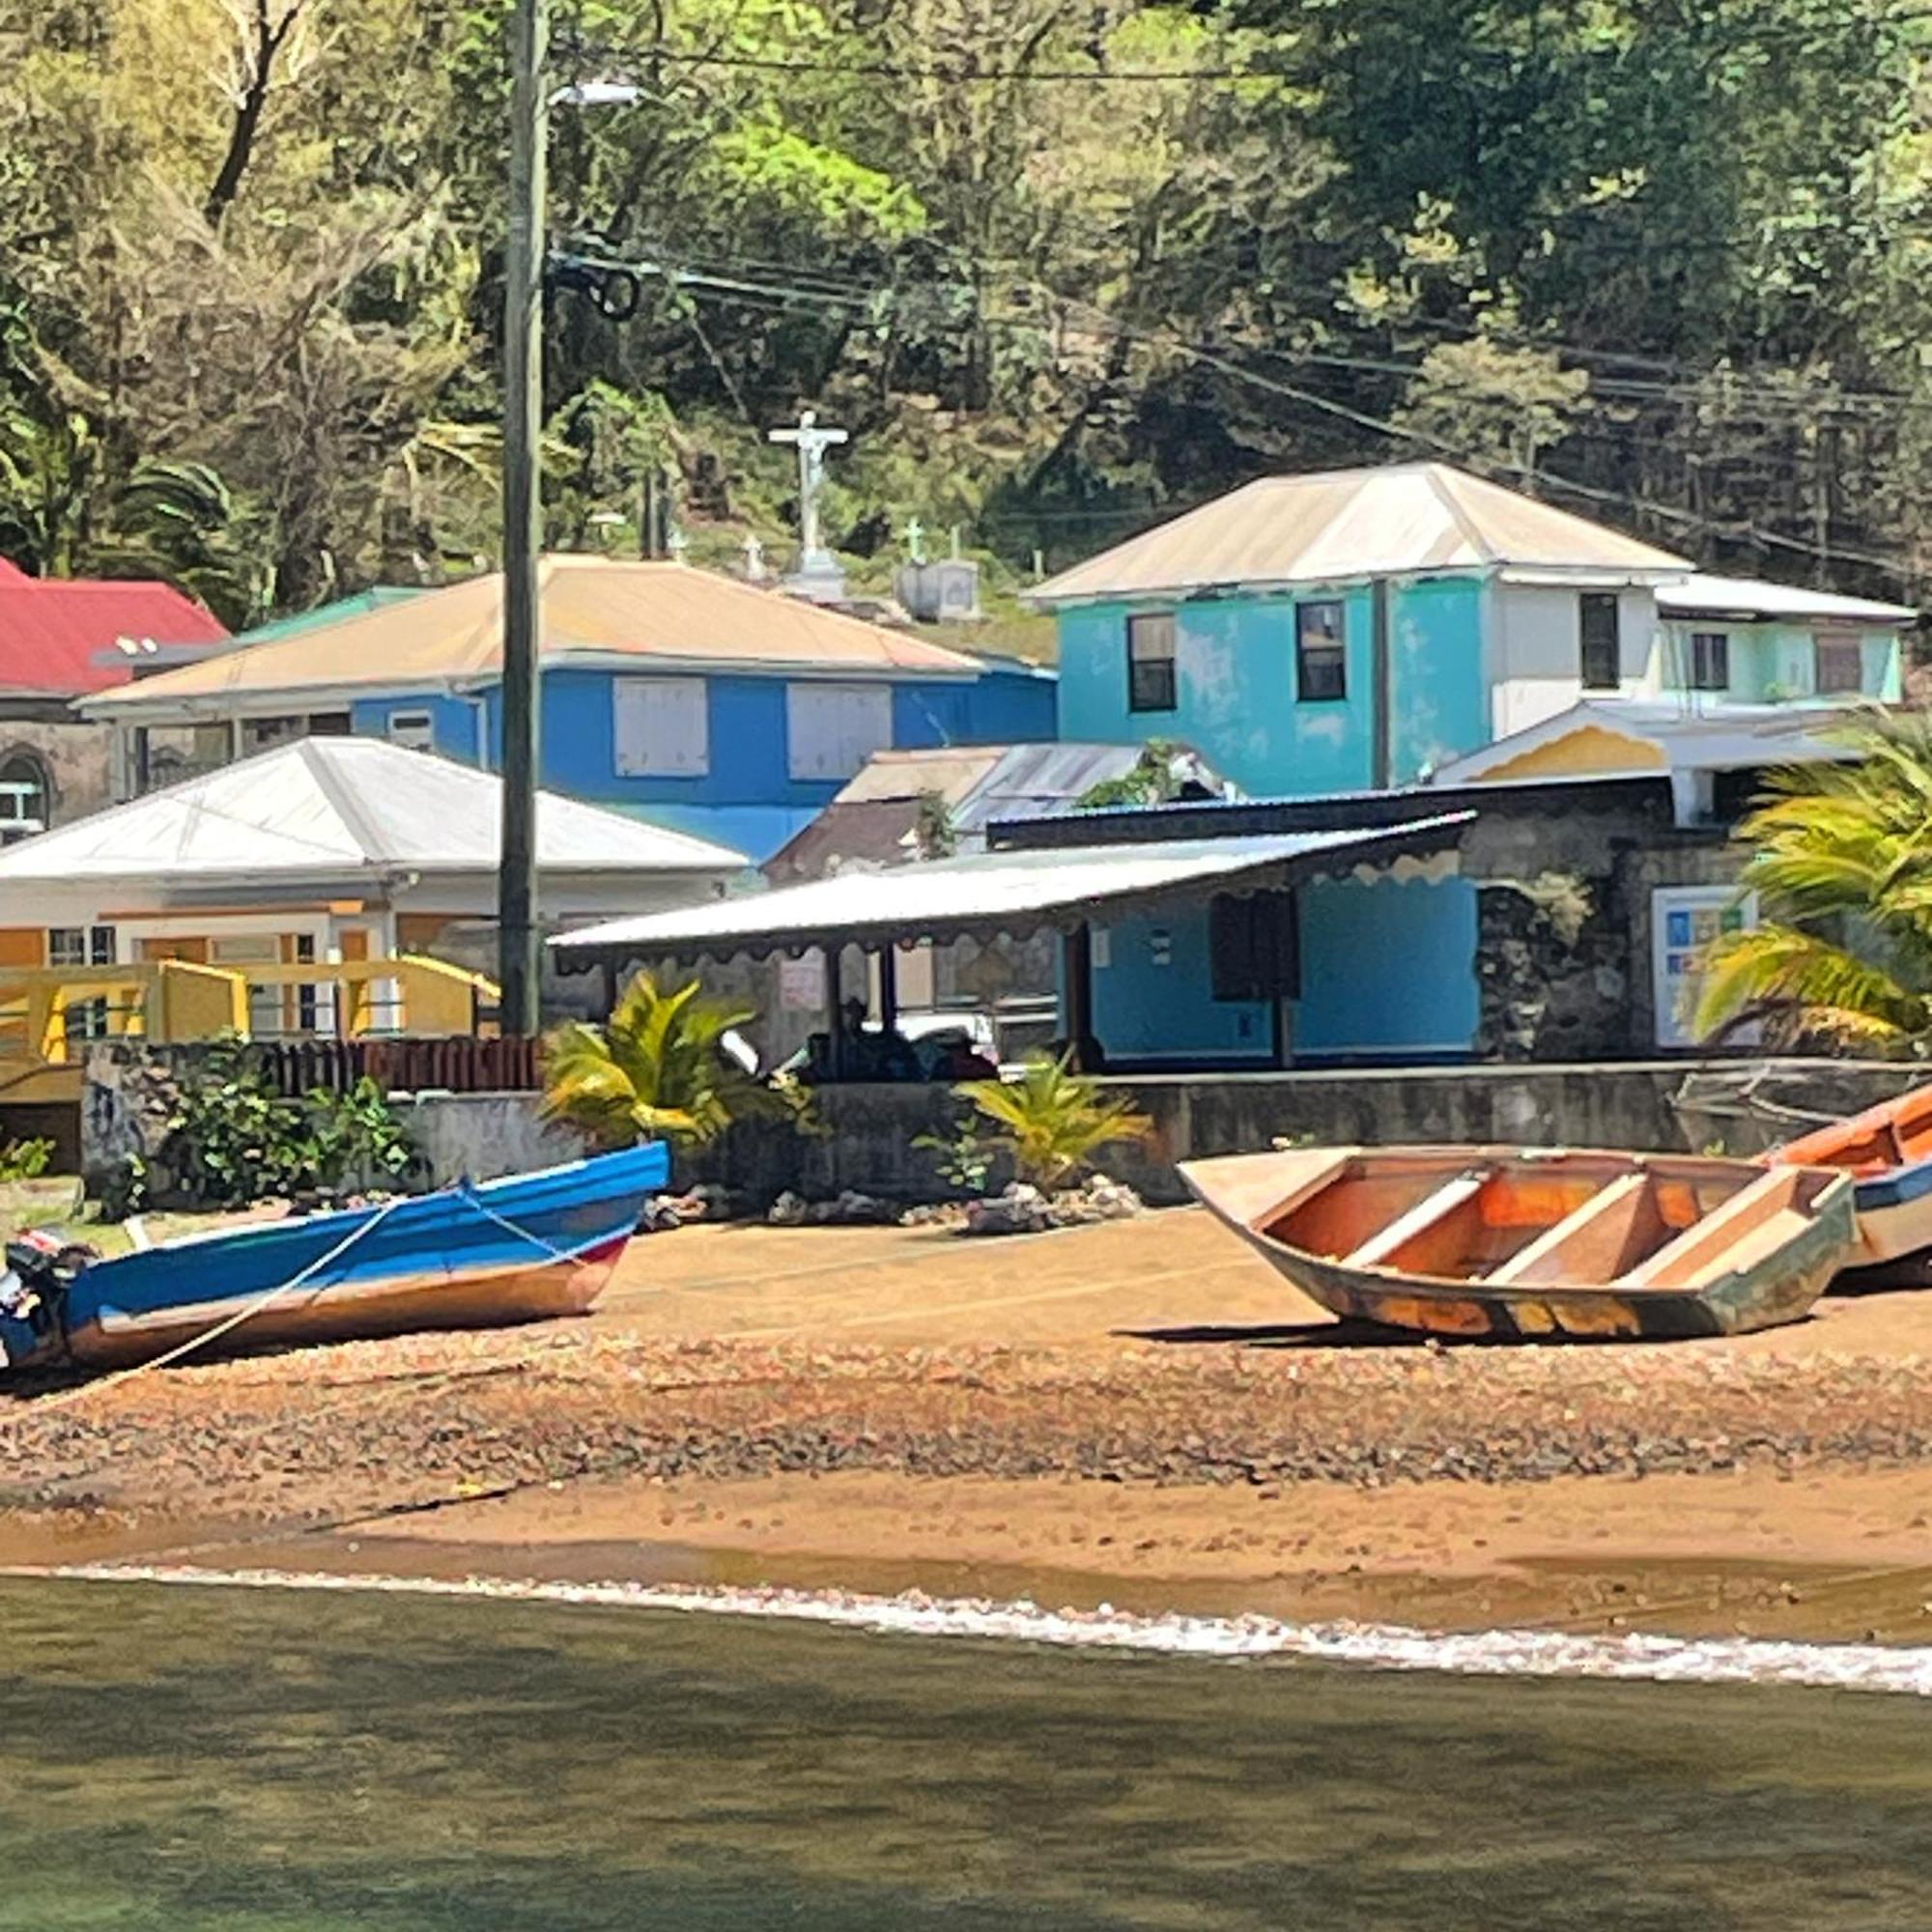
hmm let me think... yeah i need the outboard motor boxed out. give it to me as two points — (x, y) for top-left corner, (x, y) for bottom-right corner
(0, 1228), (99, 1350)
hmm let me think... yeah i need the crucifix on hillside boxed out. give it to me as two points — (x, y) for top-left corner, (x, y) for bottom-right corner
(768, 408), (849, 600)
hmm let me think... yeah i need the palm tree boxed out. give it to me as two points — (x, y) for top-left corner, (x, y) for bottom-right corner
(954, 1053), (1151, 1193)
(1695, 712), (1932, 1051)
(541, 972), (804, 1149)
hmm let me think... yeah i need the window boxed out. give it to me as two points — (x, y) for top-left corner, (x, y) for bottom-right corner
(786, 682), (893, 781)
(1816, 634), (1863, 696)
(48, 925), (116, 969)
(387, 709), (436, 753)
(1580, 593), (1621, 691)
(1125, 612), (1177, 713)
(614, 676), (710, 777)
(1689, 632), (1729, 693)
(1295, 601), (1347, 702)
(0, 753), (49, 840)
(1209, 892), (1299, 1003)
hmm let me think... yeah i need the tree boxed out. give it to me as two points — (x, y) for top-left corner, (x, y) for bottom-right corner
(1695, 715), (1932, 1052)
(541, 971), (806, 1149)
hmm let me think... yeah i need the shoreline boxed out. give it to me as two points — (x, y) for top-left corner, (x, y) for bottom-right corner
(12, 1556), (1932, 1698)
(8, 1215), (1932, 1650)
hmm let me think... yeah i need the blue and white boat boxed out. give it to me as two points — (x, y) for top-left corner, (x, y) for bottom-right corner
(0, 1144), (668, 1374)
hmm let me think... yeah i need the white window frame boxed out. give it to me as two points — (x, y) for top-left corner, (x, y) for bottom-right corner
(613, 676), (710, 778)
(47, 924), (116, 969)
(785, 681), (894, 781)
(386, 708), (437, 753)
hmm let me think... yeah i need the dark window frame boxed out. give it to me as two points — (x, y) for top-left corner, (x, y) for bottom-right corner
(1689, 631), (1730, 693)
(1125, 611), (1178, 713)
(1580, 592), (1621, 691)
(1815, 634), (1863, 696)
(1294, 599), (1348, 702)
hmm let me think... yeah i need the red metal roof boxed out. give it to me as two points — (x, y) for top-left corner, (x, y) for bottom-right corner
(0, 575), (230, 696)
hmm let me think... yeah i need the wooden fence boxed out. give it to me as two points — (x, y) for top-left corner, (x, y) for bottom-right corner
(253, 1035), (544, 1097)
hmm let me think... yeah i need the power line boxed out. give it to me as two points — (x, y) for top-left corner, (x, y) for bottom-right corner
(553, 246), (1927, 582)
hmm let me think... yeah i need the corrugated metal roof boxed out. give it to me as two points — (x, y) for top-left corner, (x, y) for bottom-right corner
(554, 815), (1472, 960)
(0, 576), (229, 696)
(1429, 698), (1864, 785)
(0, 737), (747, 884)
(1657, 573), (1918, 625)
(1030, 463), (1690, 606)
(85, 557), (989, 713)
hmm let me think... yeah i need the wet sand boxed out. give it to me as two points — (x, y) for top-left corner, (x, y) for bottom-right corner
(7, 1210), (1932, 1641)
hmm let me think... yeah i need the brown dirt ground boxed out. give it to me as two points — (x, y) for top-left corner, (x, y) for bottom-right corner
(7, 1208), (1932, 1641)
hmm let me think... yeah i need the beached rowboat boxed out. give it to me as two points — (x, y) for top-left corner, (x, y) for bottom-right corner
(0, 1143), (668, 1374)
(1766, 1084), (1932, 1275)
(1179, 1145), (1855, 1341)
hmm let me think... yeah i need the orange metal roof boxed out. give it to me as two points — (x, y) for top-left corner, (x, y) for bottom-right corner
(1031, 463), (1690, 605)
(88, 556), (983, 710)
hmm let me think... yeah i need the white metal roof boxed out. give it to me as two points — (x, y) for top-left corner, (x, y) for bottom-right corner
(1657, 573), (1918, 626)
(554, 814), (1473, 960)
(1029, 463), (1689, 607)
(0, 736), (748, 885)
(1429, 698), (1865, 786)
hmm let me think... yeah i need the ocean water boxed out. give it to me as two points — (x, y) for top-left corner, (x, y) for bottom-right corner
(2, 1575), (1930, 1931)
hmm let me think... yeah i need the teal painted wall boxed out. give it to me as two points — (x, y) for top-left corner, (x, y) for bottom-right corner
(1292, 875), (1479, 1057)
(1658, 622), (1903, 702)
(1090, 909), (1274, 1064)
(1055, 578), (1489, 796)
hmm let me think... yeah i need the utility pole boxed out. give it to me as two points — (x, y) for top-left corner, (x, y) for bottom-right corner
(497, 0), (548, 1035)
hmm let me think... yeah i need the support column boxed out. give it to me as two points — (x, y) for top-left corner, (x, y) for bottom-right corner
(822, 941), (845, 1079)
(876, 943), (898, 1034)
(1061, 922), (1094, 1071)
(1371, 576), (1392, 791)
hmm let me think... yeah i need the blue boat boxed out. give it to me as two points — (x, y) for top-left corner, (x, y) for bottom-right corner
(0, 1144), (668, 1374)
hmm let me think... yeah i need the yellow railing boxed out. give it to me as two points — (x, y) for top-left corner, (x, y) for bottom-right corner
(0, 954), (499, 1078)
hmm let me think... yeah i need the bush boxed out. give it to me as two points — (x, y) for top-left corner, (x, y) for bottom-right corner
(0, 1137), (55, 1182)
(950, 1054), (1151, 1194)
(126, 1038), (419, 1211)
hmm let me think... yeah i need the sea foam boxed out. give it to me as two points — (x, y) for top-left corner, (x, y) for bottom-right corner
(9, 1559), (1932, 1696)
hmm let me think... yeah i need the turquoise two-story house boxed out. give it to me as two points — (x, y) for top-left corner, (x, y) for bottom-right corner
(1028, 461), (1914, 1066)
(83, 556), (1056, 862)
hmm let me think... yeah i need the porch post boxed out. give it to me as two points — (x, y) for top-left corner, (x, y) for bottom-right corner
(876, 943), (898, 1033)
(1062, 921), (1094, 1070)
(822, 940), (845, 1078)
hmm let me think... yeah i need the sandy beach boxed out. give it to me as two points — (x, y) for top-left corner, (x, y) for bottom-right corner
(7, 1208), (1932, 1643)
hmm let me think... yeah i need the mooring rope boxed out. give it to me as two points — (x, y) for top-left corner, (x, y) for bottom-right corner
(11, 1192), (413, 1420)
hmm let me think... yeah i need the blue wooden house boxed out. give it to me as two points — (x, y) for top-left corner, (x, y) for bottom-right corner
(82, 557), (1056, 860)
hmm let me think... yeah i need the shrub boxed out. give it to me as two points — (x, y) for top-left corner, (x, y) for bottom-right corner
(952, 1053), (1151, 1194)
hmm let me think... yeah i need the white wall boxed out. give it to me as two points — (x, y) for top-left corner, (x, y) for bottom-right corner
(1489, 582), (1662, 739)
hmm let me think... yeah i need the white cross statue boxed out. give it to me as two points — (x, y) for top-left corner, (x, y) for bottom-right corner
(767, 409), (848, 569)
(901, 517), (926, 564)
(742, 531), (767, 581)
(666, 524), (689, 563)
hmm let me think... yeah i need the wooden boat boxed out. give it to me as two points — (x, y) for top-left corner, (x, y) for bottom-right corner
(1179, 1145), (1855, 1342)
(1767, 1084), (1932, 1274)
(0, 1143), (668, 1374)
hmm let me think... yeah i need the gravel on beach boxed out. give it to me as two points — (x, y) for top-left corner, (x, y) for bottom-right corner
(8, 1319), (1932, 1536)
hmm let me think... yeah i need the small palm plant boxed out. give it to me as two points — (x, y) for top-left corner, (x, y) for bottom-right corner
(542, 972), (804, 1148)
(1696, 713), (1932, 1051)
(952, 1052), (1151, 1193)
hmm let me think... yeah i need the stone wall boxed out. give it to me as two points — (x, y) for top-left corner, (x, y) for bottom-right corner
(0, 711), (118, 830)
(678, 1057), (1922, 1208)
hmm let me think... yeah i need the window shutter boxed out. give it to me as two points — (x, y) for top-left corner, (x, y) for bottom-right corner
(787, 682), (894, 780)
(1209, 891), (1298, 1002)
(614, 677), (709, 776)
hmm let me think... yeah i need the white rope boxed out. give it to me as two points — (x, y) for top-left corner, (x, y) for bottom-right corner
(460, 1187), (627, 1267)
(14, 1191), (414, 1419)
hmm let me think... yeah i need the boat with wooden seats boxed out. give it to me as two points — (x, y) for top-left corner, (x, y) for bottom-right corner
(1766, 1084), (1932, 1275)
(0, 1143), (668, 1375)
(1179, 1145), (1855, 1342)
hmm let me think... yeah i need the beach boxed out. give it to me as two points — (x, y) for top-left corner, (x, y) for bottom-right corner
(7, 1209), (1932, 1643)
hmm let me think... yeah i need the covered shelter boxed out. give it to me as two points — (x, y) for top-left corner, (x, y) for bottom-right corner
(554, 813), (1473, 1076)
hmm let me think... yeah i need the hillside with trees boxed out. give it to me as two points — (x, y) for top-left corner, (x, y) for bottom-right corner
(2, 0), (1928, 626)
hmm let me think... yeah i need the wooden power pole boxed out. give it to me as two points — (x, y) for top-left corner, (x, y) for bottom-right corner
(497, 0), (548, 1035)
